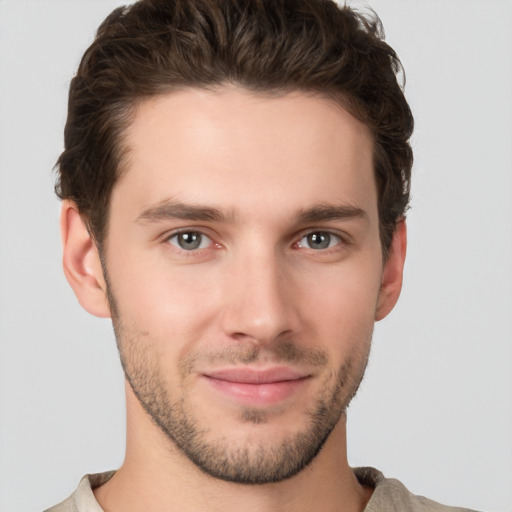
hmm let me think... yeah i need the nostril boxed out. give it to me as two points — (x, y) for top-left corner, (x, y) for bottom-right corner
(229, 328), (295, 349)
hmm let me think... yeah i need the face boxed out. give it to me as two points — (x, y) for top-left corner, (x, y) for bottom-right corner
(94, 87), (395, 483)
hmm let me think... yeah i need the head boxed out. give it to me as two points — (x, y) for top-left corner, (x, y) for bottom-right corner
(58, 0), (412, 486)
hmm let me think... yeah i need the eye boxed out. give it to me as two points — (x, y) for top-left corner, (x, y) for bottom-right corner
(297, 231), (342, 250)
(167, 231), (212, 251)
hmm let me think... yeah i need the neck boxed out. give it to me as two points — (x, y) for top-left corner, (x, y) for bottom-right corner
(94, 382), (372, 512)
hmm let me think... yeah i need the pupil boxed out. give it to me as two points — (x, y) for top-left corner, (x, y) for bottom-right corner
(179, 232), (201, 250)
(308, 232), (330, 249)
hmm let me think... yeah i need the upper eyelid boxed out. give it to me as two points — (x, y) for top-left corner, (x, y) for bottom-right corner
(167, 229), (211, 239)
(299, 230), (342, 239)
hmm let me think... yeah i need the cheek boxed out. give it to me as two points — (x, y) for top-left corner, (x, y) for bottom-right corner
(297, 258), (382, 343)
(108, 253), (223, 352)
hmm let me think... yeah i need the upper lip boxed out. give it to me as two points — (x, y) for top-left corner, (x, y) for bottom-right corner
(202, 367), (308, 384)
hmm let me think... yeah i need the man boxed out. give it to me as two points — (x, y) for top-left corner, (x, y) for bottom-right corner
(46, 0), (475, 511)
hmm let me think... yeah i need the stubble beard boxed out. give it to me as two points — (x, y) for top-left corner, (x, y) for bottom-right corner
(108, 291), (372, 485)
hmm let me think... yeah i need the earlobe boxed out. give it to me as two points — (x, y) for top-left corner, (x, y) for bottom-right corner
(60, 200), (111, 318)
(375, 219), (407, 321)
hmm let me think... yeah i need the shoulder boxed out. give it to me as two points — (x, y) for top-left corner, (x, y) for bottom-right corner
(354, 467), (480, 512)
(44, 472), (115, 512)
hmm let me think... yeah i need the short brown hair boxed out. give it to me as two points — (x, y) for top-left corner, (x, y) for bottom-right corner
(55, 0), (413, 258)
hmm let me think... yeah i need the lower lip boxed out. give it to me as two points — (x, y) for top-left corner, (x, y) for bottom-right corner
(202, 376), (309, 406)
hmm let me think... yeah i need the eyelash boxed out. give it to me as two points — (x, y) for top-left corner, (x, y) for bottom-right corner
(163, 228), (348, 255)
(166, 230), (217, 252)
(294, 231), (344, 251)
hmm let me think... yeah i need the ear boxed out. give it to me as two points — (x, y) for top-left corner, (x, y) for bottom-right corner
(375, 219), (407, 321)
(60, 200), (111, 318)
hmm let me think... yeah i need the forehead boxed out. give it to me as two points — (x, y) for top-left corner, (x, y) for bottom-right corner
(113, 86), (376, 222)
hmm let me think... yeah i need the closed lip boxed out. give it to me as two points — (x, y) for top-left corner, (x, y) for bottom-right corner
(202, 367), (309, 384)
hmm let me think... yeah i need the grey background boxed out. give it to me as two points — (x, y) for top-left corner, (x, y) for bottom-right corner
(0, 1), (511, 510)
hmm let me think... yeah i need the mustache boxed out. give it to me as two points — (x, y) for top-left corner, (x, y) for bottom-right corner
(179, 340), (328, 375)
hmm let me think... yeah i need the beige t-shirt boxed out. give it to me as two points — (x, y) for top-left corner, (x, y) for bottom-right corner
(45, 467), (478, 512)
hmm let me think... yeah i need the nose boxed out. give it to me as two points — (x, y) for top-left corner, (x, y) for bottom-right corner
(219, 247), (299, 346)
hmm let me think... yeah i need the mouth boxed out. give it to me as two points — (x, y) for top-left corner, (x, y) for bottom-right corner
(201, 367), (311, 406)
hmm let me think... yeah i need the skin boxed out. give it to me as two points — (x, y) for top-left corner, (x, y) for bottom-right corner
(61, 86), (406, 512)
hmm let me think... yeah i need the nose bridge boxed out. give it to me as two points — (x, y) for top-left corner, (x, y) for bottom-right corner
(220, 239), (297, 344)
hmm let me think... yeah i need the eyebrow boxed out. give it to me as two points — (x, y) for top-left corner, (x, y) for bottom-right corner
(296, 204), (368, 224)
(136, 199), (233, 224)
(136, 199), (368, 225)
